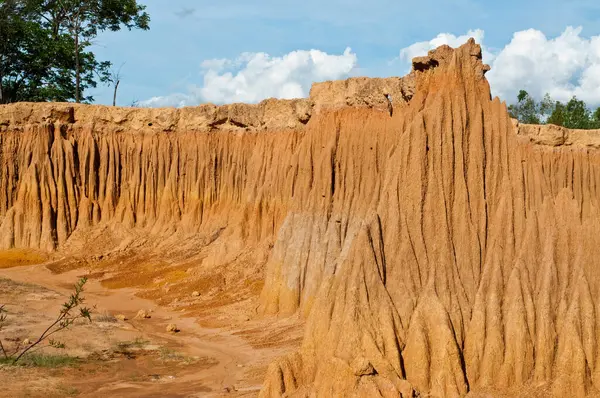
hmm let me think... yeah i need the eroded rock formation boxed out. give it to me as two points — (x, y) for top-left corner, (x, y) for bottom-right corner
(1, 39), (600, 397)
(257, 41), (600, 397)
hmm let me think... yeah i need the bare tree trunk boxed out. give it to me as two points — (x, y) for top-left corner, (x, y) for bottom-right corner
(112, 79), (120, 106)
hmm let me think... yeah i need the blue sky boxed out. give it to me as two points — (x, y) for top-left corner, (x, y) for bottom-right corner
(88, 0), (600, 107)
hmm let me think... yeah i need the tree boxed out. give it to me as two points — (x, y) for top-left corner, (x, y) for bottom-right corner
(0, 0), (20, 102)
(509, 90), (600, 130)
(1, 0), (79, 103)
(546, 101), (565, 127)
(0, 0), (150, 104)
(538, 93), (555, 120)
(564, 96), (592, 129)
(0, 0), (47, 103)
(593, 108), (600, 129)
(49, 0), (149, 102)
(508, 90), (543, 124)
(548, 96), (595, 129)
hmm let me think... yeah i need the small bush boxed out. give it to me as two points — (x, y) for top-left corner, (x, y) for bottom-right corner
(0, 277), (93, 364)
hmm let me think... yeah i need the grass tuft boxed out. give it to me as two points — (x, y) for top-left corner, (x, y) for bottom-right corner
(0, 353), (79, 368)
(95, 311), (118, 323)
(112, 337), (150, 359)
(115, 337), (148, 350)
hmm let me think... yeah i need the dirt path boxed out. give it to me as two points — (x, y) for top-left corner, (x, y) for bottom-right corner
(0, 263), (269, 397)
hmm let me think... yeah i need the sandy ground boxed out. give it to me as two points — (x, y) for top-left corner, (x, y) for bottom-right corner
(0, 263), (303, 398)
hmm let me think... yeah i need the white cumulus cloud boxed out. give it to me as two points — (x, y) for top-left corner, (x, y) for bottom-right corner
(140, 48), (357, 107)
(487, 26), (600, 106)
(143, 27), (600, 109)
(398, 26), (600, 107)
(398, 29), (494, 66)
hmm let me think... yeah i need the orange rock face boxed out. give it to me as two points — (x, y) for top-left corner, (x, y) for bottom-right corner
(1, 39), (600, 397)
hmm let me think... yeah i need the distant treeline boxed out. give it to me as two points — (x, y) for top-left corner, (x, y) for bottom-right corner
(509, 90), (600, 129)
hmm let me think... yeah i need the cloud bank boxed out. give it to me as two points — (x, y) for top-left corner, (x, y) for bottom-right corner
(140, 48), (357, 107)
(487, 27), (600, 106)
(141, 26), (600, 108)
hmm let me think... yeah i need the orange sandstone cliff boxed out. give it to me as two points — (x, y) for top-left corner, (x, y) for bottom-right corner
(1, 40), (600, 397)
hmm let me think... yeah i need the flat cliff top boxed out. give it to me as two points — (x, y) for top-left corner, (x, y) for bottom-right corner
(2, 95), (599, 150)
(1, 57), (599, 149)
(0, 74), (414, 133)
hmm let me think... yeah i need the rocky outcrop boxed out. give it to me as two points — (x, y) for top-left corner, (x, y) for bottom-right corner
(258, 40), (600, 398)
(516, 121), (600, 148)
(310, 75), (415, 111)
(1, 39), (600, 397)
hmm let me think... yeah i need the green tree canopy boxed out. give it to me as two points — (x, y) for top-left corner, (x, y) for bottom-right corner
(593, 108), (600, 127)
(0, 0), (150, 104)
(560, 96), (595, 129)
(508, 90), (554, 124)
(509, 90), (600, 130)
